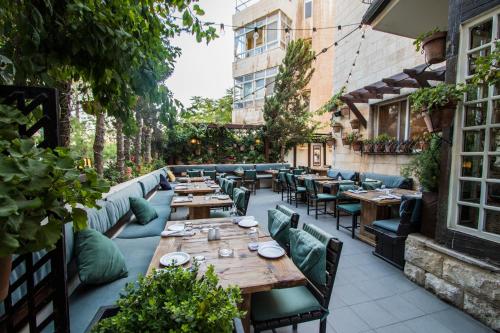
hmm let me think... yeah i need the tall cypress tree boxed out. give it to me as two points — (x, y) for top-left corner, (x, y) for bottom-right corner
(263, 39), (318, 162)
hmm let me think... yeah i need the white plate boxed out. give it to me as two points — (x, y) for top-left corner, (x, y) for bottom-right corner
(168, 224), (185, 231)
(258, 245), (285, 259)
(160, 252), (190, 267)
(217, 194), (230, 200)
(238, 219), (259, 228)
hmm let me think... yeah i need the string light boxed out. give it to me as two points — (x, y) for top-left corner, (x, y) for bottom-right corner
(344, 28), (367, 86)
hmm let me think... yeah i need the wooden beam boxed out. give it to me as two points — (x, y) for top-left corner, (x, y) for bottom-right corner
(364, 82), (401, 94)
(382, 77), (419, 88)
(340, 97), (367, 128)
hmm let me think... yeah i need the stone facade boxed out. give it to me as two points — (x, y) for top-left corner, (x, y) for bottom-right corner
(404, 234), (500, 330)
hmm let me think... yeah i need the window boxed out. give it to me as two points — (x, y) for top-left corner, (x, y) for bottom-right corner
(234, 12), (290, 59)
(233, 67), (278, 110)
(374, 99), (428, 140)
(449, 9), (500, 243)
(304, 0), (312, 19)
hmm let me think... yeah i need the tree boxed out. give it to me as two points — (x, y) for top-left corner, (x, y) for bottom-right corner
(263, 39), (318, 162)
(183, 89), (233, 124)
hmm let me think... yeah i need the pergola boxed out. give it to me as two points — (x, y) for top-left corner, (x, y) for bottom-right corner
(340, 63), (446, 128)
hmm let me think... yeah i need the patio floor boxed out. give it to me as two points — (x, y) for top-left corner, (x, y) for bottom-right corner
(172, 188), (493, 333)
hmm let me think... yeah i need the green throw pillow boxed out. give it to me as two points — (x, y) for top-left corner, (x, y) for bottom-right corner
(362, 180), (382, 190)
(130, 197), (158, 225)
(75, 229), (128, 285)
(267, 209), (292, 247)
(289, 228), (326, 286)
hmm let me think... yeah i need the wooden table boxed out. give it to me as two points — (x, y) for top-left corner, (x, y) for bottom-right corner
(147, 218), (306, 333)
(174, 182), (219, 196)
(343, 189), (419, 246)
(297, 174), (332, 182)
(177, 176), (206, 183)
(170, 195), (233, 219)
(309, 166), (330, 176)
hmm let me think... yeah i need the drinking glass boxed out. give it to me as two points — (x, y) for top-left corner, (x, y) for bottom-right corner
(218, 241), (234, 258)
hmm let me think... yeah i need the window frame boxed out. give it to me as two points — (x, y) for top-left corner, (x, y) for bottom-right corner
(373, 97), (411, 140)
(233, 67), (278, 110)
(304, 0), (313, 19)
(448, 8), (500, 244)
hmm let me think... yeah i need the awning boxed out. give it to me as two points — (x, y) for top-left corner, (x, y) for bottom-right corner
(340, 63), (445, 128)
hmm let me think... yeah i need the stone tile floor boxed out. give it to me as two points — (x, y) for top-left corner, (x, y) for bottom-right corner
(172, 188), (493, 333)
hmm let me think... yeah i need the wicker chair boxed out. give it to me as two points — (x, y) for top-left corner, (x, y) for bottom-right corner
(251, 224), (343, 333)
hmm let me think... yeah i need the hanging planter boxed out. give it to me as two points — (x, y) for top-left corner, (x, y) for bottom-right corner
(422, 31), (447, 64)
(332, 122), (343, 134)
(350, 118), (360, 130)
(326, 138), (336, 147)
(340, 106), (350, 117)
(0, 255), (11, 301)
(421, 105), (455, 133)
(341, 136), (350, 146)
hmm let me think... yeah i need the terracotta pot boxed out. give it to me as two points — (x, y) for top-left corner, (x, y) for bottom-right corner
(374, 143), (385, 153)
(340, 106), (350, 117)
(422, 31), (447, 64)
(352, 141), (362, 152)
(0, 255), (12, 301)
(342, 137), (349, 146)
(332, 124), (342, 134)
(422, 106), (455, 132)
(385, 142), (397, 153)
(363, 143), (374, 153)
(421, 191), (438, 238)
(350, 119), (360, 130)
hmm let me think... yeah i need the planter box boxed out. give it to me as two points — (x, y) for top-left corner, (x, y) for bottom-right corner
(352, 141), (362, 152)
(422, 31), (447, 64)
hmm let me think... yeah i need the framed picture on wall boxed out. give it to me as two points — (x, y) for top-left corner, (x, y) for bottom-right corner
(313, 145), (321, 166)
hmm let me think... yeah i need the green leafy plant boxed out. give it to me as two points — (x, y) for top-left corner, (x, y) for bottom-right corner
(93, 265), (243, 333)
(413, 28), (440, 52)
(318, 86), (346, 115)
(373, 133), (394, 144)
(409, 83), (465, 115)
(344, 132), (362, 145)
(401, 135), (441, 192)
(0, 106), (109, 256)
(470, 41), (500, 87)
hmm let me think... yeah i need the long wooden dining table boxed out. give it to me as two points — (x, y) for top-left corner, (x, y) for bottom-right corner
(170, 195), (233, 219)
(173, 182), (220, 196)
(342, 188), (420, 245)
(147, 218), (307, 333)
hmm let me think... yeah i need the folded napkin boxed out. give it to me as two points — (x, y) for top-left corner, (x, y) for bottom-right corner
(373, 195), (395, 201)
(173, 197), (192, 203)
(161, 230), (195, 237)
(348, 189), (367, 194)
(209, 185), (220, 188)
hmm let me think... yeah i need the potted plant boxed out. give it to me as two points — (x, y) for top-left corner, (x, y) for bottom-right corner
(384, 137), (398, 153)
(414, 28), (447, 64)
(401, 135), (441, 238)
(90, 265), (243, 333)
(0, 105), (109, 300)
(398, 139), (415, 153)
(350, 118), (360, 130)
(344, 132), (362, 151)
(362, 139), (374, 153)
(331, 120), (343, 134)
(409, 83), (465, 132)
(373, 134), (392, 153)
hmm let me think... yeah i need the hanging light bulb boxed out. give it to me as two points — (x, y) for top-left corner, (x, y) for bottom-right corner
(219, 23), (225, 36)
(253, 27), (259, 40)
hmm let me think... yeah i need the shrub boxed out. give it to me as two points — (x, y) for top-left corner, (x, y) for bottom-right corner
(401, 135), (441, 192)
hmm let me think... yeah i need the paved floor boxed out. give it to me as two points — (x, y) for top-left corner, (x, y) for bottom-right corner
(241, 188), (492, 333)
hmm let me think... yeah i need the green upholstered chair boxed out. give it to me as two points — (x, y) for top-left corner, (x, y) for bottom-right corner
(336, 185), (361, 238)
(278, 171), (289, 202)
(203, 170), (216, 181)
(210, 187), (251, 218)
(293, 168), (306, 175)
(304, 178), (337, 219)
(187, 169), (202, 177)
(251, 224), (343, 333)
(286, 173), (306, 207)
(243, 169), (257, 195)
(267, 205), (300, 254)
(224, 180), (235, 199)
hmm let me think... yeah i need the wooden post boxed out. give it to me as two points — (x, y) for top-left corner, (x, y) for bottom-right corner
(293, 146), (297, 167)
(307, 143), (311, 167)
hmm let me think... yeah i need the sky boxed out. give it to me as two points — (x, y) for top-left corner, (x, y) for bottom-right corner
(166, 1), (235, 107)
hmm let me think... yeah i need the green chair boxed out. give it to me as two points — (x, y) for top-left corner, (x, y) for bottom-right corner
(203, 170), (216, 181)
(243, 169), (257, 195)
(210, 187), (251, 218)
(187, 169), (202, 177)
(224, 180), (235, 199)
(336, 185), (361, 239)
(304, 178), (337, 219)
(251, 224), (343, 333)
(293, 168), (306, 175)
(277, 170), (289, 201)
(286, 173), (306, 207)
(267, 205), (300, 254)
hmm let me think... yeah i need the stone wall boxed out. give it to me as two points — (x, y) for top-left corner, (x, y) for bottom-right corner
(404, 234), (500, 330)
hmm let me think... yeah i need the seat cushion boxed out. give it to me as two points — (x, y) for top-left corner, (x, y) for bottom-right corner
(296, 186), (306, 192)
(209, 210), (231, 218)
(373, 218), (400, 233)
(226, 175), (242, 181)
(105, 183), (144, 225)
(139, 174), (159, 197)
(84, 201), (112, 234)
(317, 193), (337, 201)
(148, 190), (175, 206)
(251, 286), (322, 322)
(74, 229), (128, 285)
(129, 197), (158, 225)
(256, 174), (272, 179)
(289, 229), (326, 285)
(69, 236), (160, 333)
(338, 203), (361, 214)
(117, 215), (168, 239)
(268, 209), (292, 248)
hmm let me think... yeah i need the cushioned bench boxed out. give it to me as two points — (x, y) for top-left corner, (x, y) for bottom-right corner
(359, 172), (412, 189)
(65, 168), (175, 332)
(326, 168), (357, 181)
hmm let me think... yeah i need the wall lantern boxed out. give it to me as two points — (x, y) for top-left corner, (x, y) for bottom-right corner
(190, 138), (197, 144)
(255, 138), (261, 145)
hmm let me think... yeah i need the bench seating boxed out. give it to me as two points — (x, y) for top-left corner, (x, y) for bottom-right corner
(359, 172), (412, 189)
(64, 167), (177, 332)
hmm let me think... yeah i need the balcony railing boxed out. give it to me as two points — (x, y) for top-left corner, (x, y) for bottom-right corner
(235, 0), (261, 11)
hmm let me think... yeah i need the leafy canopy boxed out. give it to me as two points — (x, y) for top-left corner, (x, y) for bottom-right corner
(182, 89), (233, 124)
(263, 39), (318, 161)
(0, 106), (109, 256)
(93, 265), (243, 333)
